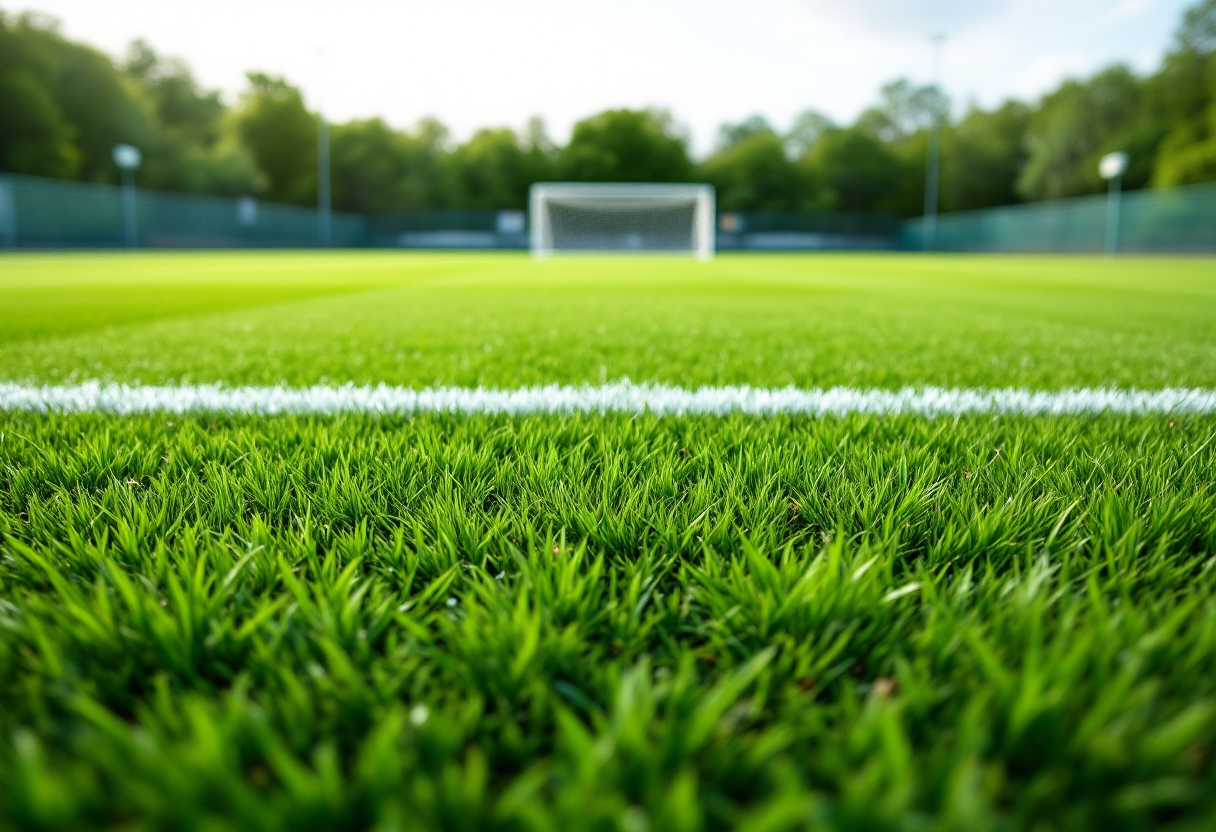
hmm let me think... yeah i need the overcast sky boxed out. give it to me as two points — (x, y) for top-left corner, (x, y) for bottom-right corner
(2, 0), (1196, 155)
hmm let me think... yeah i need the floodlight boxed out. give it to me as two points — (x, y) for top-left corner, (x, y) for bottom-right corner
(1099, 152), (1128, 181)
(112, 144), (142, 170)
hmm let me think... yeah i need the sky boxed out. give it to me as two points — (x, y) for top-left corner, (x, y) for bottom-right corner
(2, 0), (1197, 155)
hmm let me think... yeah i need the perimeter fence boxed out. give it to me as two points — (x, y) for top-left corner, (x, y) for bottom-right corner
(902, 181), (1216, 254)
(717, 211), (898, 251)
(0, 172), (365, 248)
(3, 170), (1215, 253)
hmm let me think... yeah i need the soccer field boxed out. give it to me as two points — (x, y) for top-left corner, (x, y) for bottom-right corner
(4, 251), (1216, 388)
(2, 252), (1216, 830)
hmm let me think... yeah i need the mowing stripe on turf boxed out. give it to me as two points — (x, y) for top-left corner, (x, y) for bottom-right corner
(3, 381), (1216, 416)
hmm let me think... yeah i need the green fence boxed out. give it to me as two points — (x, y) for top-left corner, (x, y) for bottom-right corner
(366, 210), (529, 248)
(0, 172), (366, 248)
(5, 169), (1215, 253)
(718, 210), (899, 251)
(902, 181), (1216, 254)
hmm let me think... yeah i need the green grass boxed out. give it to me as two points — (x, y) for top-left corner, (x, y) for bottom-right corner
(3, 251), (1215, 387)
(2, 252), (1216, 831)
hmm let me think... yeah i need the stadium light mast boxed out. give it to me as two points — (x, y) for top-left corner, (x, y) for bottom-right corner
(112, 143), (142, 249)
(1099, 152), (1128, 257)
(316, 46), (332, 247)
(923, 33), (946, 252)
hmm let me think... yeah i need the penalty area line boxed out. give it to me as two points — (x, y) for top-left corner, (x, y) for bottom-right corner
(2, 381), (1216, 417)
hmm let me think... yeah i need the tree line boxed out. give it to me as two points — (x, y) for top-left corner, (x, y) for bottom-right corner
(1, 0), (1214, 217)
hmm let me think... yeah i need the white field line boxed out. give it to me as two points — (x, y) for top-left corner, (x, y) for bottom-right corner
(2, 381), (1216, 417)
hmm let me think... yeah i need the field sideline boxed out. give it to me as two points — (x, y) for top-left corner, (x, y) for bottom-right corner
(2, 252), (1216, 830)
(4, 380), (1216, 416)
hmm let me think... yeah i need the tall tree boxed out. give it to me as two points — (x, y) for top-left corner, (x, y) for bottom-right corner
(702, 129), (832, 212)
(0, 12), (151, 183)
(1151, 0), (1216, 186)
(123, 41), (258, 195)
(805, 128), (914, 214)
(0, 15), (79, 177)
(941, 102), (1031, 211)
(856, 79), (946, 144)
(715, 115), (775, 151)
(126, 40), (223, 143)
(232, 73), (316, 205)
(45, 34), (153, 183)
(330, 117), (459, 212)
(559, 109), (693, 183)
(448, 127), (553, 210)
(784, 110), (836, 160)
(395, 117), (457, 210)
(329, 118), (414, 213)
(0, 70), (78, 178)
(1017, 66), (1148, 200)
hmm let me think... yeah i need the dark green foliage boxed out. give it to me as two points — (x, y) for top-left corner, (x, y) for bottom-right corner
(792, 80), (940, 217)
(854, 79), (945, 145)
(331, 118), (442, 214)
(446, 128), (554, 211)
(0, 12), (153, 183)
(125, 40), (225, 146)
(123, 40), (260, 197)
(0, 14), (80, 178)
(1151, 0), (1216, 187)
(804, 129), (912, 214)
(941, 103), (1032, 212)
(716, 115), (777, 150)
(0, 14), (253, 194)
(233, 73), (319, 206)
(783, 110), (836, 160)
(1018, 66), (1152, 200)
(1013, 1), (1216, 198)
(0, 68), (79, 178)
(31, 29), (154, 185)
(1, 410), (1215, 830)
(702, 130), (832, 212)
(558, 109), (694, 184)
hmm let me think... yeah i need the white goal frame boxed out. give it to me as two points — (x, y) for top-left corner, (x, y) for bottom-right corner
(530, 183), (715, 260)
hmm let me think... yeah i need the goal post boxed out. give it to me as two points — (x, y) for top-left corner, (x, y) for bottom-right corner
(530, 183), (715, 259)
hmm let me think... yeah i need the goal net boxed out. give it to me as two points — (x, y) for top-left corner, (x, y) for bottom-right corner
(529, 183), (715, 259)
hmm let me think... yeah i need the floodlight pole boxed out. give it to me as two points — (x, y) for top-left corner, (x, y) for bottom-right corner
(923, 33), (946, 252)
(121, 168), (137, 249)
(112, 143), (142, 249)
(1099, 151), (1128, 257)
(1105, 172), (1123, 257)
(317, 47), (332, 247)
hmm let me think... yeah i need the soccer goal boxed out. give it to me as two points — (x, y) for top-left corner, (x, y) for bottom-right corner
(529, 183), (715, 259)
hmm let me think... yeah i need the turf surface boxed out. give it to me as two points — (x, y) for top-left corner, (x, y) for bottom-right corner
(2, 252), (1216, 831)
(3, 252), (1215, 388)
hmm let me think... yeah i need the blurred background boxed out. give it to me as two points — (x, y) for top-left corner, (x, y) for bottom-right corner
(0, 0), (1213, 251)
